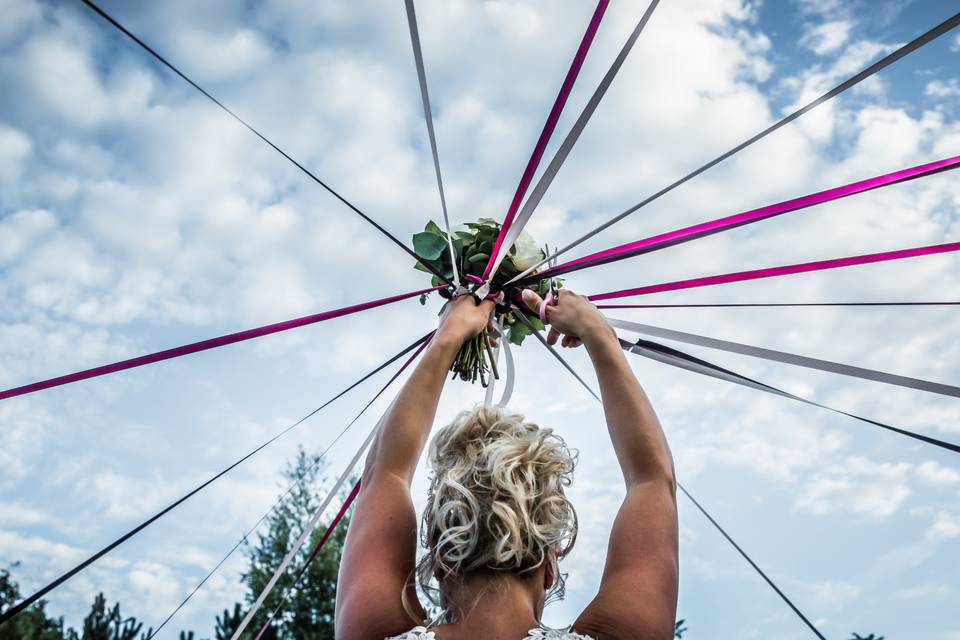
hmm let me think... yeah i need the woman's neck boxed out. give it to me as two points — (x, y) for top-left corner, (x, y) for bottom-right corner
(438, 572), (544, 638)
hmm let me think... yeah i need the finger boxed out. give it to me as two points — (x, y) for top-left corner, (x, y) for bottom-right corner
(521, 288), (544, 314)
(570, 337), (583, 348)
(562, 335), (574, 348)
(547, 326), (561, 346)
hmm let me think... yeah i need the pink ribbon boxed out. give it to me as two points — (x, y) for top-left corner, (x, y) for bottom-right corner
(539, 291), (556, 324)
(535, 155), (960, 280)
(482, 0), (609, 280)
(590, 242), (960, 301)
(0, 285), (443, 402)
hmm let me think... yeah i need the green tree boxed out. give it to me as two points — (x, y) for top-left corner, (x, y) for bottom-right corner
(0, 447), (353, 640)
(77, 594), (150, 640)
(0, 566), (69, 640)
(236, 447), (354, 640)
(674, 618), (687, 638)
(213, 604), (243, 640)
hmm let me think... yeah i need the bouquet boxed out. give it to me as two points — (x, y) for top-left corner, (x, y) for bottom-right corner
(413, 218), (558, 385)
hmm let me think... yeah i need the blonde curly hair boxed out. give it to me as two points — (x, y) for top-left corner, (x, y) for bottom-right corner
(412, 405), (578, 615)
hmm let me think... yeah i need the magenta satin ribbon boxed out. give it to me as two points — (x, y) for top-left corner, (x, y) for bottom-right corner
(537, 155), (960, 280)
(0, 286), (443, 402)
(590, 242), (960, 301)
(482, 0), (609, 280)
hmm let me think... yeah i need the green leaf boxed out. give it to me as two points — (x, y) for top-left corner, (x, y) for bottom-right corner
(413, 231), (447, 260)
(468, 252), (489, 263)
(413, 259), (440, 273)
(529, 317), (545, 332)
(455, 230), (474, 240)
(419, 293), (428, 305)
(425, 220), (446, 238)
(507, 321), (530, 345)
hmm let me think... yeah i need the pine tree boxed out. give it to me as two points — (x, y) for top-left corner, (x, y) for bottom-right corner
(0, 446), (353, 640)
(235, 447), (354, 639)
(0, 567), (69, 640)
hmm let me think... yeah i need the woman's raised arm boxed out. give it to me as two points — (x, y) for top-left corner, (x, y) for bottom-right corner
(521, 289), (679, 640)
(335, 295), (494, 639)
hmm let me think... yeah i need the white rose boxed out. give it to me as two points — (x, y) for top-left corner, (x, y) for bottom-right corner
(511, 232), (544, 271)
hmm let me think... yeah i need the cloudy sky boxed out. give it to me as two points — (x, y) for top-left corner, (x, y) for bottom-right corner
(1, 0), (959, 638)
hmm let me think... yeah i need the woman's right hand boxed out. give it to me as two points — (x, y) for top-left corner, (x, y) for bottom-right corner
(520, 288), (613, 348)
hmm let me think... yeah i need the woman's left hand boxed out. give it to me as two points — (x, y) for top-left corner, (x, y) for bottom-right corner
(436, 294), (496, 347)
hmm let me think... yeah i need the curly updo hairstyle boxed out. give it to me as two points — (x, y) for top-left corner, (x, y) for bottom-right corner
(412, 405), (579, 616)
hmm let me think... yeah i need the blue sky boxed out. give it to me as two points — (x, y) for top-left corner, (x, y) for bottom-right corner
(1, 0), (959, 638)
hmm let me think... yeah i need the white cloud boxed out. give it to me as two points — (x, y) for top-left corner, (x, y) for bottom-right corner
(914, 461), (960, 487)
(926, 511), (960, 542)
(925, 79), (960, 98)
(0, 502), (61, 528)
(893, 581), (949, 600)
(0, 125), (32, 181)
(0, 209), (56, 263)
(793, 456), (912, 519)
(801, 579), (861, 610)
(0, 529), (83, 565)
(171, 28), (272, 80)
(801, 20), (853, 55)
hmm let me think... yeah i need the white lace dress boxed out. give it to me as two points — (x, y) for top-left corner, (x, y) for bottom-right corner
(387, 626), (595, 639)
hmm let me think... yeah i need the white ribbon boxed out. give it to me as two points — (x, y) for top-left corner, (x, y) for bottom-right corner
(483, 318), (515, 407)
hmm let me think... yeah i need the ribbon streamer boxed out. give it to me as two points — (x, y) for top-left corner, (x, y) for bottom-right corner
(620, 336), (960, 454)
(489, 0), (661, 282)
(79, 0), (452, 287)
(231, 338), (431, 640)
(0, 332), (431, 627)
(608, 318), (960, 398)
(525, 155), (960, 282)
(525, 317), (823, 638)
(482, 0), (610, 280)
(510, 10), (960, 281)
(483, 319), (515, 407)
(0, 286), (441, 402)
(590, 241), (960, 302)
(596, 301), (960, 309)
(405, 0), (459, 287)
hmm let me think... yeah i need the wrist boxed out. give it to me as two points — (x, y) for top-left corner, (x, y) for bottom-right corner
(432, 330), (467, 355)
(580, 322), (619, 353)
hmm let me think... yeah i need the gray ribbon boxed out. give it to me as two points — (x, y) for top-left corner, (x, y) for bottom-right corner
(405, 0), (460, 286)
(607, 317), (960, 399)
(620, 336), (960, 453)
(503, 0), (662, 284)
